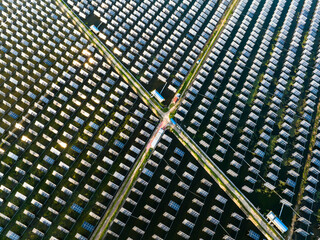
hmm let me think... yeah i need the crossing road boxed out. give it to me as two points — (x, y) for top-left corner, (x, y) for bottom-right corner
(57, 1), (285, 239)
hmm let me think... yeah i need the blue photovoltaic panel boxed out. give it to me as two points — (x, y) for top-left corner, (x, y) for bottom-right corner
(8, 111), (18, 119)
(114, 140), (124, 149)
(185, 221), (194, 229)
(71, 203), (83, 214)
(248, 230), (260, 240)
(303, 113), (312, 122)
(92, 143), (103, 151)
(174, 148), (185, 157)
(248, 11), (254, 18)
(168, 201), (180, 211)
(75, 117), (84, 125)
(40, 96), (49, 104)
(44, 59), (53, 66)
(89, 122), (99, 130)
(44, 155), (55, 165)
(142, 168), (153, 177)
(0, 46), (7, 53)
(7, 231), (20, 240)
(53, 36), (61, 43)
(28, 92), (36, 99)
(186, 33), (194, 41)
(82, 221), (95, 232)
(21, 39), (29, 46)
(172, 79), (181, 87)
(203, 32), (210, 40)
(71, 145), (82, 153)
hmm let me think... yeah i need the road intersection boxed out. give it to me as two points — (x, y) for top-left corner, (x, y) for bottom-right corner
(57, 0), (285, 239)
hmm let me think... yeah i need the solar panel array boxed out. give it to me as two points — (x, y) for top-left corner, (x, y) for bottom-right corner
(106, 131), (263, 240)
(0, 0), (159, 239)
(175, 0), (320, 237)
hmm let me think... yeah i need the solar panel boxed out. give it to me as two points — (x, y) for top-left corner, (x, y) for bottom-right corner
(82, 221), (95, 232)
(174, 147), (185, 157)
(248, 230), (260, 240)
(6, 231), (20, 240)
(8, 111), (18, 119)
(44, 155), (55, 165)
(89, 121), (99, 130)
(71, 203), (84, 214)
(168, 200), (180, 211)
(114, 140), (125, 149)
(44, 59), (53, 66)
(72, 145), (82, 153)
(142, 168), (153, 177)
